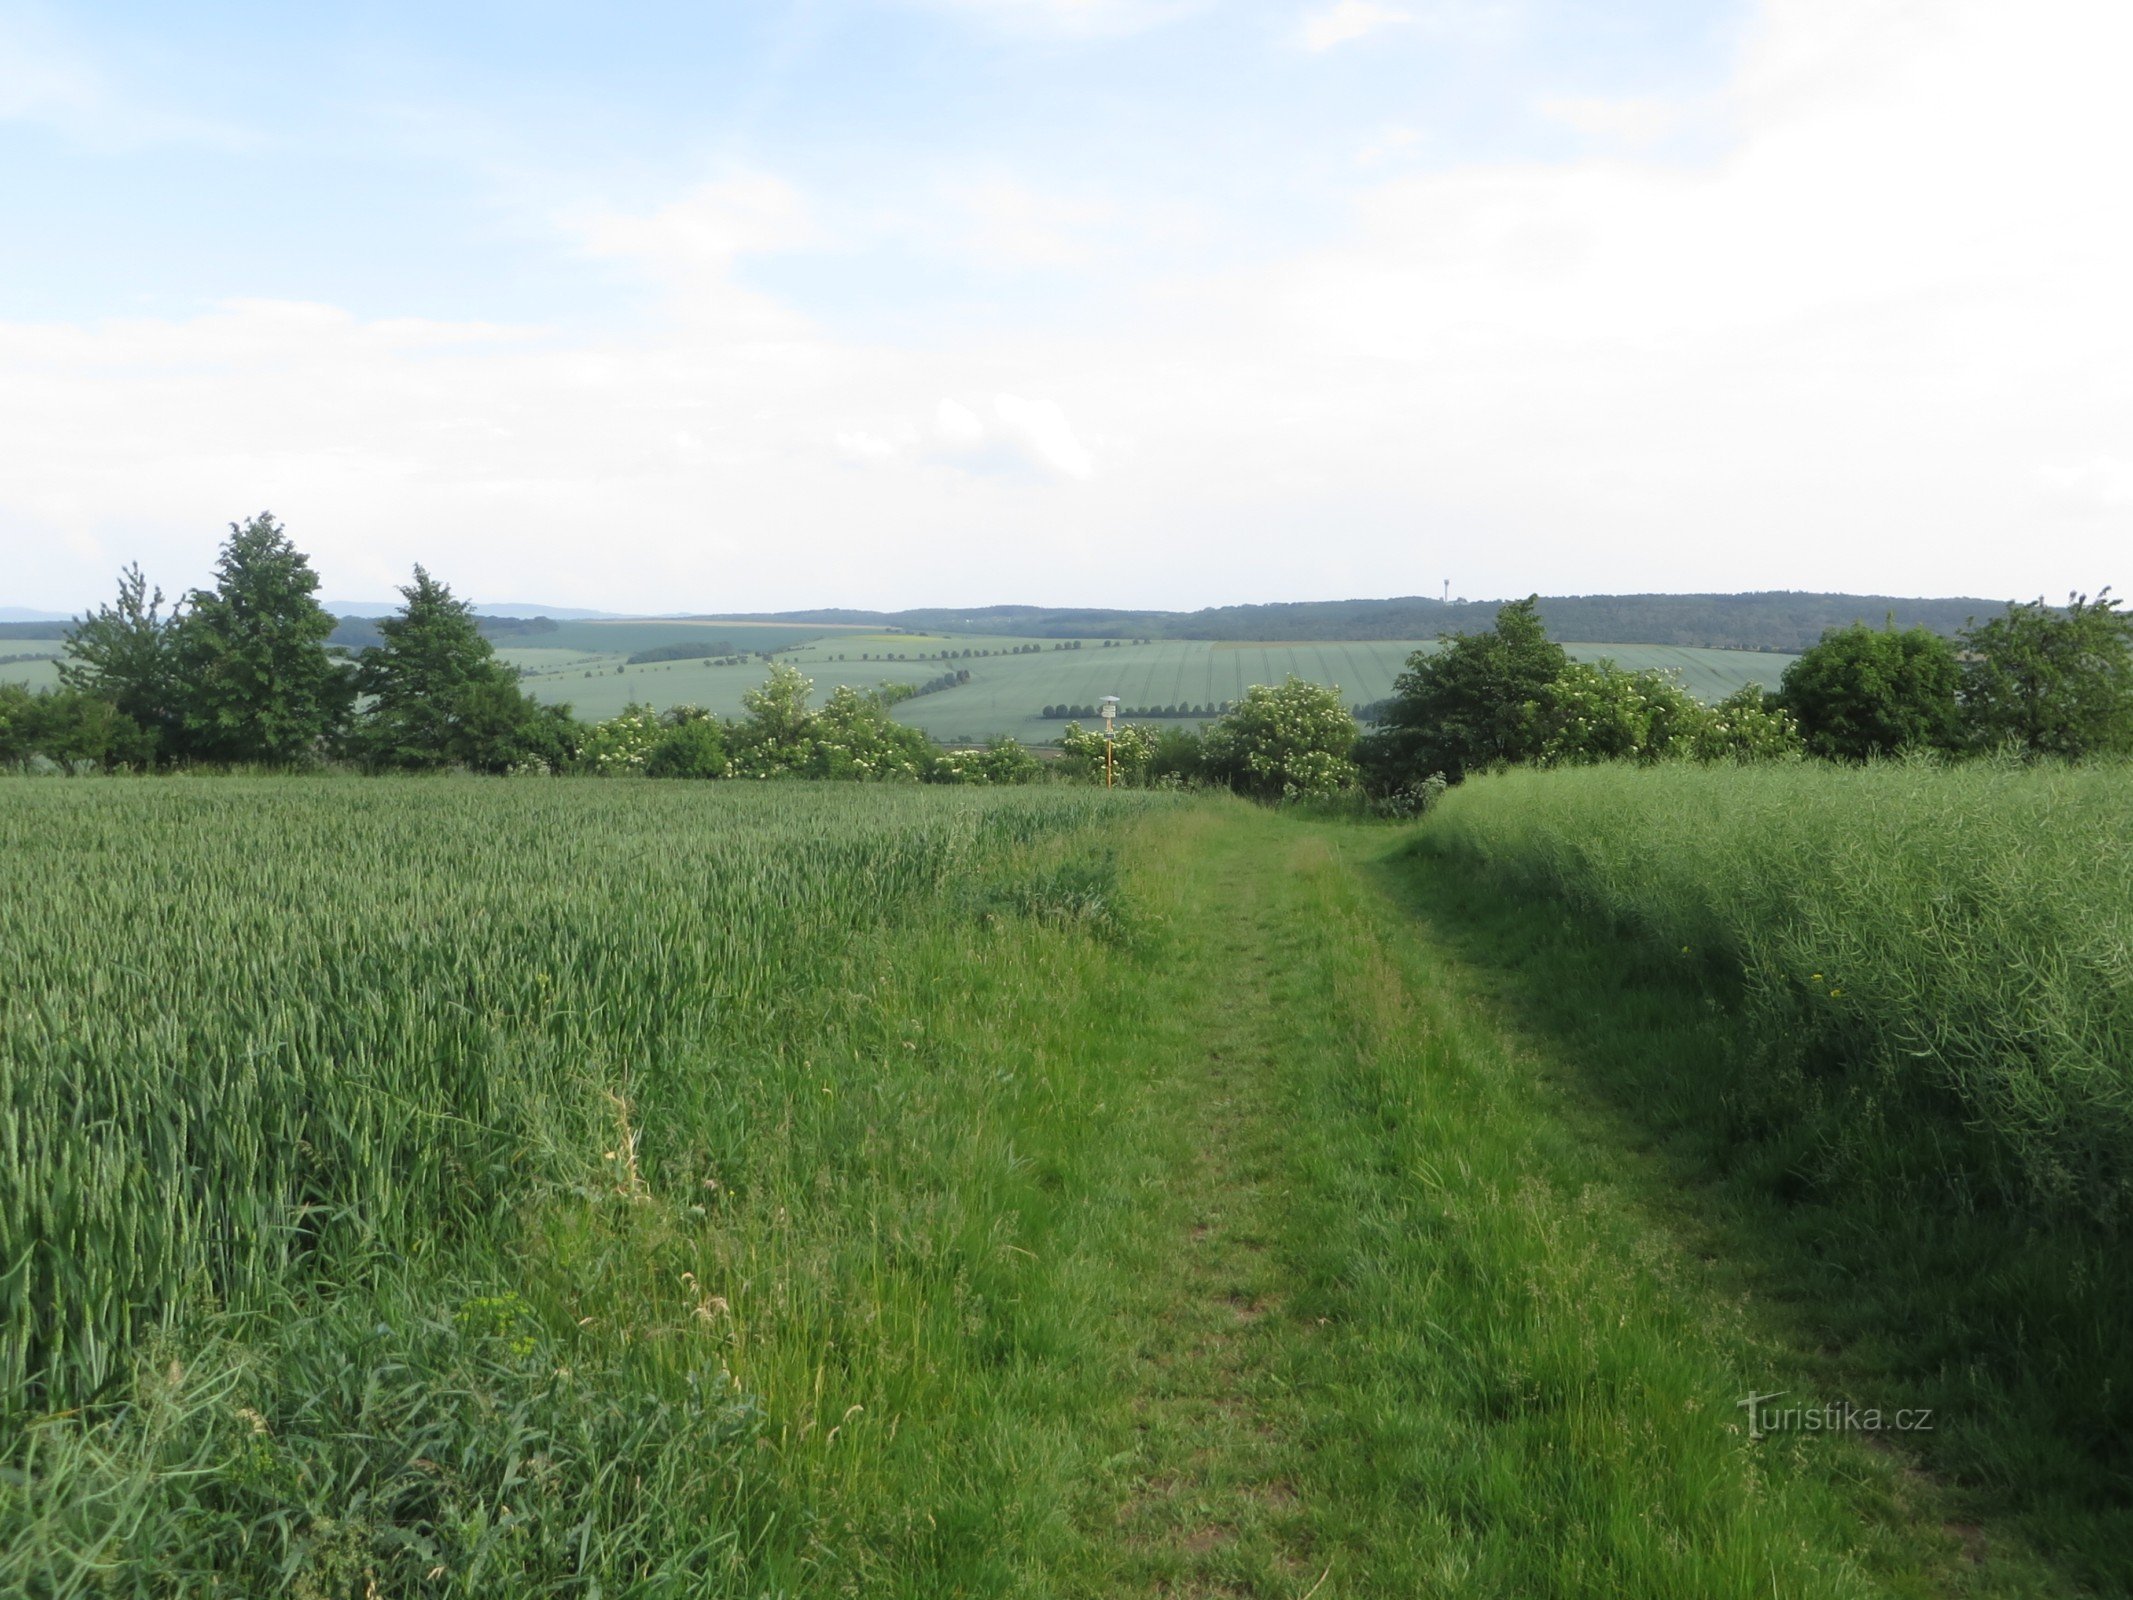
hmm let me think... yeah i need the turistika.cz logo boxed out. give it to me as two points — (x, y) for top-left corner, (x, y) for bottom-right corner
(1736, 1391), (1934, 1441)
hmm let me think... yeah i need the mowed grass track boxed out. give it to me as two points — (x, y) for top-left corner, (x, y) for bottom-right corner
(514, 635), (1798, 737)
(0, 782), (2042, 1595)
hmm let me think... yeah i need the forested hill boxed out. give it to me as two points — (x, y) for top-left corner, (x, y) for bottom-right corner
(687, 591), (2012, 653)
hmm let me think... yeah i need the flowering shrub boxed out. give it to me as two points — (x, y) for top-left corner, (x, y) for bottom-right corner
(1537, 664), (1802, 766)
(800, 686), (936, 781)
(1200, 676), (1360, 800)
(1058, 721), (1157, 785)
(1680, 686), (1804, 762)
(579, 704), (665, 775)
(933, 737), (1042, 785)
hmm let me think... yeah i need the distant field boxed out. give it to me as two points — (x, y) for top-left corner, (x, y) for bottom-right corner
(0, 639), (66, 691)
(528, 618), (864, 654)
(515, 634), (1799, 741)
(8, 623), (1797, 741)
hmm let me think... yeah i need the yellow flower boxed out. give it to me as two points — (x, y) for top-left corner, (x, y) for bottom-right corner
(1829, 988), (1844, 999)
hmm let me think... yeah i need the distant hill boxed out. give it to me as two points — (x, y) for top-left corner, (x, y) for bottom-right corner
(689, 592), (2016, 654)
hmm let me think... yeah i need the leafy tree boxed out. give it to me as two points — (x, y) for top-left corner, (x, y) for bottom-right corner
(350, 566), (560, 772)
(60, 563), (178, 760)
(1201, 676), (1359, 800)
(170, 513), (352, 764)
(1776, 623), (1961, 760)
(1959, 591), (2133, 758)
(1358, 596), (1567, 787)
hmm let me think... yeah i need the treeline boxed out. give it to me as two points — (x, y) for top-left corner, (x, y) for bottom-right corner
(624, 640), (739, 664)
(1359, 593), (2133, 798)
(0, 516), (1042, 784)
(1, 516), (581, 774)
(679, 591), (2009, 652)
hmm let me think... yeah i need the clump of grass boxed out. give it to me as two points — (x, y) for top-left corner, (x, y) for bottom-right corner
(1421, 757), (2133, 1224)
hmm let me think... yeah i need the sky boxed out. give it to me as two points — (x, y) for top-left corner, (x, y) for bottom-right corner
(2, 0), (2128, 614)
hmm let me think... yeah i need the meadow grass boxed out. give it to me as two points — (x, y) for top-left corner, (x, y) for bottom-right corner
(0, 777), (2090, 1595)
(1407, 759), (2133, 1587)
(1420, 758), (2133, 1222)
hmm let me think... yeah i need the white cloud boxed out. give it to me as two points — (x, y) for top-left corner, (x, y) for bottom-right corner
(5, 0), (2132, 613)
(1298, 1), (1410, 52)
(951, 177), (1114, 268)
(1539, 95), (1683, 152)
(907, 0), (1203, 39)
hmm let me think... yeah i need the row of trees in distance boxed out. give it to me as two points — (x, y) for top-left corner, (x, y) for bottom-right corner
(1356, 593), (2133, 793)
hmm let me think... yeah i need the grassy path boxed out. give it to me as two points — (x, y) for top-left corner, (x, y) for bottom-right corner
(998, 803), (2048, 1597)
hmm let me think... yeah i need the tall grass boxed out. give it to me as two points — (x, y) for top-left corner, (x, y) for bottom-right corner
(0, 777), (1166, 1594)
(1420, 758), (2133, 1222)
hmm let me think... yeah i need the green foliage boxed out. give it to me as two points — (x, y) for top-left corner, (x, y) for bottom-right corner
(1959, 589), (2133, 758)
(59, 563), (176, 761)
(931, 736), (1042, 785)
(1057, 720), (1157, 785)
(1199, 675), (1359, 799)
(350, 567), (564, 773)
(1424, 759), (2133, 1224)
(1679, 684), (1804, 761)
(1361, 596), (1567, 787)
(643, 712), (728, 778)
(169, 513), (353, 764)
(1533, 660), (1700, 765)
(0, 684), (153, 771)
(1776, 622), (1961, 760)
(800, 685), (937, 780)
(1534, 665), (1802, 766)
(579, 702), (666, 774)
(1146, 725), (1207, 785)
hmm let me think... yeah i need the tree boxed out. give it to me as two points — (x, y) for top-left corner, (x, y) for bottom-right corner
(1201, 676), (1359, 800)
(1358, 596), (1567, 787)
(60, 563), (178, 761)
(1776, 623), (1961, 760)
(351, 566), (560, 772)
(169, 513), (352, 764)
(1959, 591), (2133, 758)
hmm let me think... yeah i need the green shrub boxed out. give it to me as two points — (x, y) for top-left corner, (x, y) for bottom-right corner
(644, 715), (728, 778)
